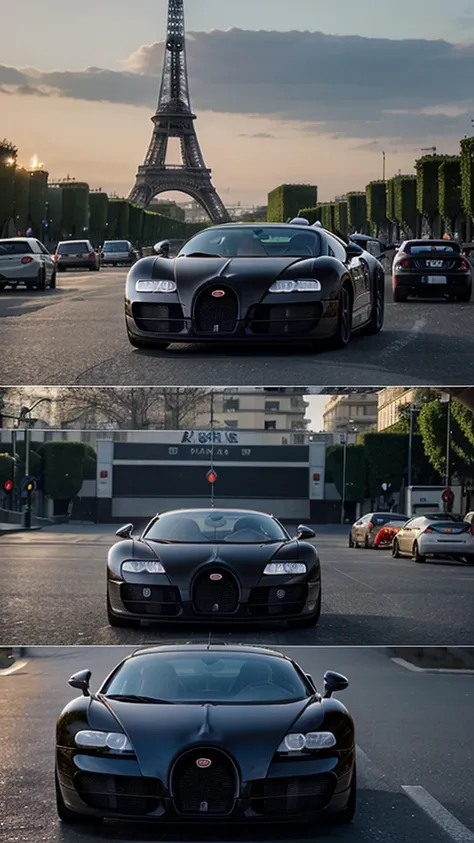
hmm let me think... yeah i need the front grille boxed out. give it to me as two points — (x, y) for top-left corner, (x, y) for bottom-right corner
(250, 304), (321, 335)
(192, 569), (240, 614)
(171, 748), (237, 815)
(120, 584), (181, 616)
(250, 773), (336, 815)
(75, 772), (162, 815)
(248, 584), (308, 617)
(132, 303), (184, 333)
(194, 287), (238, 333)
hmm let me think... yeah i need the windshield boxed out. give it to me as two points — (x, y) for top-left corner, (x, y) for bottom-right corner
(0, 241), (33, 255)
(371, 514), (408, 525)
(104, 242), (130, 252)
(103, 652), (310, 704)
(179, 226), (322, 258)
(57, 242), (90, 254)
(143, 510), (289, 544)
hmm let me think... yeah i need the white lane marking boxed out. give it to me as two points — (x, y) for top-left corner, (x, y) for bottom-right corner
(0, 659), (29, 677)
(392, 658), (474, 675)
(402, 786), (474, 842)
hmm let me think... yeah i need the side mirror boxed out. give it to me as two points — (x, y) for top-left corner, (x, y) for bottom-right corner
(69, 669), (91, 697)
(323, 670), (349, 698)
(154, 240), (170, 257)
(346, 242), (364, 259)
(296, 524), (316, 540)
(116, 523), (134, 539)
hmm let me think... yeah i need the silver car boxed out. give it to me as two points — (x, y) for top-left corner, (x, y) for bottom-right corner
(392, 516), (474, 563)
(55, 240), (100, 272)
(349, 512), (409, 548)
(100, 240), (136, 266)
(0, 237), (56, 291)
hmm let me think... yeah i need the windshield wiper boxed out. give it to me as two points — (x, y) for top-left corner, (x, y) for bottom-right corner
(105, 694), (174, 704)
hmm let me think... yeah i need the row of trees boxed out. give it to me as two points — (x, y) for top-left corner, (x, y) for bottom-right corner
(267, 137), (474, 242)
(0, 139), (205, 246)
(325, 395), (474, 502)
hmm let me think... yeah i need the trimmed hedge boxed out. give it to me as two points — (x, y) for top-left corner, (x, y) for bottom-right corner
(128, 203), (144, 243)
(325, 445), (366, 501)
(386, 178), (396, 223)
(28, 170), (48, 235)
(416, 155), (445, 221)
(107, 199), (130, 239)
(334, 200), (348, 236)
(37, 441), (89, 500)
(0, 453), (16, 486)
(394, 175), (418, 235)
(62, 183), (90, 237)
(460, 137), (474, 216)
(366, 180), (387, 226)
(346, 192), (367, 232)
(438, 157), (461, 224)
(89, 192), (108, 242)
(13, 167), (30, 233)
(47, 186), (64, 242)
(267, 184), (318, 223)
(298, 206), (320, 224)
(0, 162), (16, 230)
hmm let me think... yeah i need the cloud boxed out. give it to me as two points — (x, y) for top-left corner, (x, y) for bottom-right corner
(2, 29), (474, 141)
(239, 132), (277, 138)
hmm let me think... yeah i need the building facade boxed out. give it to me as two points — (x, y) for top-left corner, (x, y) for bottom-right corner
(377, 388), (443, 431)
(322, 393), (378, 435)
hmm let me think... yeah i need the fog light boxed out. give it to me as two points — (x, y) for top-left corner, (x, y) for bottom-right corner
(142, 587), (152, 598)
(307, 602), (316, 611)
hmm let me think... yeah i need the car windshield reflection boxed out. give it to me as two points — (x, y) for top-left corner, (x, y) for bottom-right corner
(142, 510), (289, 544)
(179, 226), (322, 258)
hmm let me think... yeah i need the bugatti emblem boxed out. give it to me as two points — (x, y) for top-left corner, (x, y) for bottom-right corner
(142, 587), (152, 598)
(213, 324), (220, 332)
(276, 589), (286, 600)
(210, 573), (223, 581)
(212, 290), (225, 298)
(212, 603), (220, 612)
(196, 758), (212, 768)
(200, 801), (209, 812)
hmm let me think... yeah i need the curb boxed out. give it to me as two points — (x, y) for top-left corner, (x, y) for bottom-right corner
(0, 526), (43, 536)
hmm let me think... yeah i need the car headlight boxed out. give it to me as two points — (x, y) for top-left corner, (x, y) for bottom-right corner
(121, 560), (166, 574)
(263, 562), (307, 575)
(268, 279), (321, 293)
(75, 730), (134, 752)
(277, 732), (336, 752)
(135, 280), (177, 293)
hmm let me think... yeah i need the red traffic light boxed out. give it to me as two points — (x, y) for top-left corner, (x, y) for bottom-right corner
(206, 469), (217, 484)
(3, 479), (13, 493)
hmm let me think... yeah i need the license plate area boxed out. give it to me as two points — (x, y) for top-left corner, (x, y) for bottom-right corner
(423, 275), (447, 284)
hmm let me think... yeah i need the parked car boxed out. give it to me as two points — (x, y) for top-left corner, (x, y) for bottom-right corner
(0, 237), (56, 290)
(392, 239), (472, 302)
(392, 516), (474, 563)
(349, 512), (409, 548)
(100, 240), (137, 266)
(54, 240), (100, 272)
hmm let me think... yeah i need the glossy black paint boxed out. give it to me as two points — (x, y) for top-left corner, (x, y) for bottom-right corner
(106, 509), (322, 626)
(124, 223), (383, 347)
(55, 645), (355, 825)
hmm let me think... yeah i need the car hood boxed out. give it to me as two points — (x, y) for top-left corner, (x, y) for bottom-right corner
(94, 696), (321, 780)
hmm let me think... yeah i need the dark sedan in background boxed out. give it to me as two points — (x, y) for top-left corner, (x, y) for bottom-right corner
(54, 240), (100, 272)
(100, 240), (137, 266)
(55, 645), (355, 826)
(392, 239), (472, 302)
(125, 222), (385, 350)
(106, 508), (321, 628)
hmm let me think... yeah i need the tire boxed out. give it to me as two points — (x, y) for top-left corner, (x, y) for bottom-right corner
(127, 328), (170, 350)
(37, 267), (46, 291)
(329, 283), (353, 349)
(107, 593), (140, 628)
(348, 533), (355, 548)
(392, 539), (401, 558)
(393, 285), (408, 302)
(412, 541), (426, 563)
(330, 766), (356, 825)
(50, 271), (57, 289)
(55, 769), (101, 825)
(364, 535), (371, 549)
(363, 269), (385, 335)
(288, 590), (321, 628)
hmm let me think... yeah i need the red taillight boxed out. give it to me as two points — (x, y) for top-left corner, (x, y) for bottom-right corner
(424, 527), (435, 534)
(21, 256), (33, 264)
(459, 259), (469, 271)
(88, 252), (96, 261)
(400, 259), (410, 268)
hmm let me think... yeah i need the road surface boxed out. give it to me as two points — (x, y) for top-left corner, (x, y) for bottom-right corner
(0, 269), (472, 385)
(1, 646), (473, 843)
(2, 524), (473, 645)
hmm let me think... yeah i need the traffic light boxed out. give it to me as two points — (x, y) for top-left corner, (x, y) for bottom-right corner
(25, 479), (36, 494)
(206, 469), (217, 484)
(3, 478), (13, 494)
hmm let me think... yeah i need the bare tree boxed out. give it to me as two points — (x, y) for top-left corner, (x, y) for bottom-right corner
(54, 388), (211, 429)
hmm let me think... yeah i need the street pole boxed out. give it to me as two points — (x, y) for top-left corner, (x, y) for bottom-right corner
(445, 397), (451, 487)
(408, 407), (414, 488)
(210, 391), (215, 426)
(11, 428), (17, 511)
(382, 150), (386, 181)
(24, 425), (31, 529)
(340, 436), (347, 525)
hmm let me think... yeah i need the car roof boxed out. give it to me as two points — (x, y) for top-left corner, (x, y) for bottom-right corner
(152, 507), (276, 517)
(0, 237), (39, 244)
(130, 643), (288, 659)
(57, 239), (90, 244)
(206, 223), (322, 232)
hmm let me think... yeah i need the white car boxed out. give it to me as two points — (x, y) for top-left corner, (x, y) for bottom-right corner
(0, 237), (56, 291)
(392, 515), (474, 563)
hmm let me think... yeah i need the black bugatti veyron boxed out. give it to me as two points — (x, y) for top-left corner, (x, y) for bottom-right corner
(124, 221), (385, 349)
(106, 508), (321, 628)
(55, 644), (356, 826)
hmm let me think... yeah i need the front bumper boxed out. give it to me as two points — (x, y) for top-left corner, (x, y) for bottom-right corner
(125, 292), (339, 343)
(107, 572), (321, 623)
(393, 270), (471, 295)
(56, 748), (354, 822)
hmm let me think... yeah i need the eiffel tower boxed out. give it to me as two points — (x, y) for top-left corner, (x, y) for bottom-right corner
(128, 0), (230, 223)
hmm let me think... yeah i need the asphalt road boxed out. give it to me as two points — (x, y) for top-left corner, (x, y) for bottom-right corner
(1, 646), (473, 843)
(2, 525), (474, 646)
(0, 268), (473, 386)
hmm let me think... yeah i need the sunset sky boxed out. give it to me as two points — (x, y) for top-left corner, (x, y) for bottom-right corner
(2, 0), (474, 206)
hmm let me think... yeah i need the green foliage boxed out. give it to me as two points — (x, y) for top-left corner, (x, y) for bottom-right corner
(320, 203), (332, 230)
(438, 157), (461, 222)
(416, 155), (449, 221)
(346, 192), (367, 232)
(62, 183), (90, 237)
(13, 168), (29, 233)
(1, 441), (42, 480)
(334, 200), (348, 236)
(325, 445), (366, 501)
(0, 139), (18, 163)
(28, 170), (49, 235)
(297, 207), (320, 224)
(0, 162), (16, 230)
(37, 441), (90, 500)
(128, 203), (144, 243)
(0, 453), (16, 486)
(89, 192), (109, 243)
(107, 199), (130, 239)
(394, 175), (418, 234)
(417, 399), (474, 481)
(359, 432), (436, 496)
(386, 178), (396, 223)
(47, 186), (64, 242)
(460, 137), (474, 216)
(267, 184), (318, 222)
(366, 181), (387, 225)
